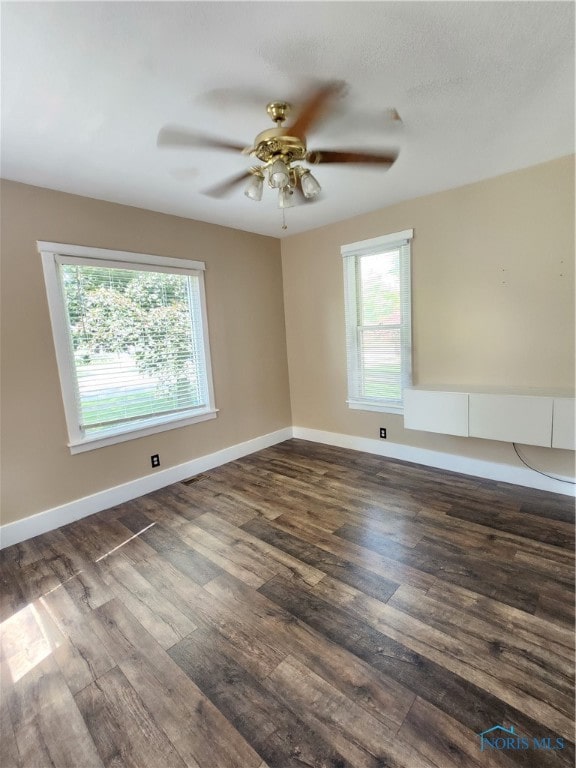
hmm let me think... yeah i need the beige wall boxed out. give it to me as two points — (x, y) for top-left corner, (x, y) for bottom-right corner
(2, 157), (574, 529)
(1, 180), (291, 525)
(281, 156), (575, 477)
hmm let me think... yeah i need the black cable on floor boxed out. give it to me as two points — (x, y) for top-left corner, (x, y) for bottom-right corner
(512, 442), (576, 485)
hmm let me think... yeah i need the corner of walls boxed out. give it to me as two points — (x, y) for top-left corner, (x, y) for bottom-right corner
(279, 236), (298, 424)
(0, 427), (294, 549)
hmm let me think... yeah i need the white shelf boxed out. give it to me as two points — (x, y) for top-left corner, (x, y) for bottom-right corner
(469, 394), (553, 447)
(403, 389), (468, 437)
(404, 386), (575, 450)
(553, 398), (576, 450)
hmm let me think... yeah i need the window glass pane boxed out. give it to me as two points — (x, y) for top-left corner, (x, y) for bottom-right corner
(359, 249), (400, 326)
(61, 264), (206, 436)
(360, 328), (401, 400)
(342, 231), (412, 412)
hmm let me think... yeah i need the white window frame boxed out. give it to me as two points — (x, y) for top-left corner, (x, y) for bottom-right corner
(38, 241), (217, 454)
(342, 229), (413, 414)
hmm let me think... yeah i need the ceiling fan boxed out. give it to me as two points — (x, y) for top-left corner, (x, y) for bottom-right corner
(157, 81), (401, 222)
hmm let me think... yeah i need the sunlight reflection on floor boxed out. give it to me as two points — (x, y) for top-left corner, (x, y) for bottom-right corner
(95, 522), (156, 562)
(1, 601), (64, 684)
(1, 523), (156, 684)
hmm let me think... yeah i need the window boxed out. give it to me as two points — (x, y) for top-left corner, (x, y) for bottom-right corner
(342, 229), (413, 414)
(38, 242), (217, 453)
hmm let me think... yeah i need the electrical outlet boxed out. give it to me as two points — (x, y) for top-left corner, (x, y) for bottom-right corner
(151, 454), (160, 468)
(379, 428), (387, 439)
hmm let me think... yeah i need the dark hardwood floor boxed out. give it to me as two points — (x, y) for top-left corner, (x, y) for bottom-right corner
(1, 439), (574, 768)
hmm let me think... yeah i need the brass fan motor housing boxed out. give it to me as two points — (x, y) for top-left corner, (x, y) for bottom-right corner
(250, 127), (307, 164)
(266, 101), (291, 124)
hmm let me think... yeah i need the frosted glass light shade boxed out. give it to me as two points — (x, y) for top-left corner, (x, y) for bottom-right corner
(268, 159), (290, 188)
(278, 187), (295, 208)
(300, 170), (321, 198)
(244, 173), (264, 201)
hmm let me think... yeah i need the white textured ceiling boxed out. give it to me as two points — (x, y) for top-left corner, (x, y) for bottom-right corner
(1, 2), (574, 238)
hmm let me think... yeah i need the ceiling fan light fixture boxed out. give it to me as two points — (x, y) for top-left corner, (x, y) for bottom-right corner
(300, 169), (322, 198)
(268, 158), (290, 189)
(244, 170), (264, 201)
(160, 83), (402, 228)
(278, 187), (295, 209)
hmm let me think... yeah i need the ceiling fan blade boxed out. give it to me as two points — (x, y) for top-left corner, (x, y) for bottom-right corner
(306, 148), (399, 165)
(201, 171), (252, 198)
(287, 81), (345, 139)
(157, 125), (248, 153)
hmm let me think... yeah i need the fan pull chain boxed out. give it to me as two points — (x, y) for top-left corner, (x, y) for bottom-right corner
(281, 208), (287, 230)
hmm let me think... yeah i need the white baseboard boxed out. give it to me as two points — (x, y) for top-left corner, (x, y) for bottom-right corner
(292, 427), (576, 497)
(2, 424), (573, 549)
(0, 427), (293, 549)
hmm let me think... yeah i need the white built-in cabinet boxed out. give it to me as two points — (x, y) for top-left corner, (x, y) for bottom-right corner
(403, 387), (575, 449)
(552, 398), (576, 449)
(403, 390), (469, 437)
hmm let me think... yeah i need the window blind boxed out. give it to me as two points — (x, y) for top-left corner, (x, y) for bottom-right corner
(59, 258), (209, 437)
(342, 230), (412, 413)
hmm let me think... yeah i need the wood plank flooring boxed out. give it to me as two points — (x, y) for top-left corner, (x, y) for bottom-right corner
(1, 438), (574, 768)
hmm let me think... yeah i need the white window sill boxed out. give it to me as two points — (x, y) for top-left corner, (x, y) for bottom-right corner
(347, 400), (404, 415)
(68, 409), (218, 454)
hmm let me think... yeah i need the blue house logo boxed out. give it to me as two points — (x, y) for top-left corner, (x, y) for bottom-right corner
(478, 725), (564, 752)
(478, 725), (524, 751)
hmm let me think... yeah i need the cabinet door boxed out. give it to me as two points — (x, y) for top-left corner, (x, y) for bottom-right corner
(469, 394), (553, 447)
(552, 398), (575, 450)
(403, 389), (469, 436)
